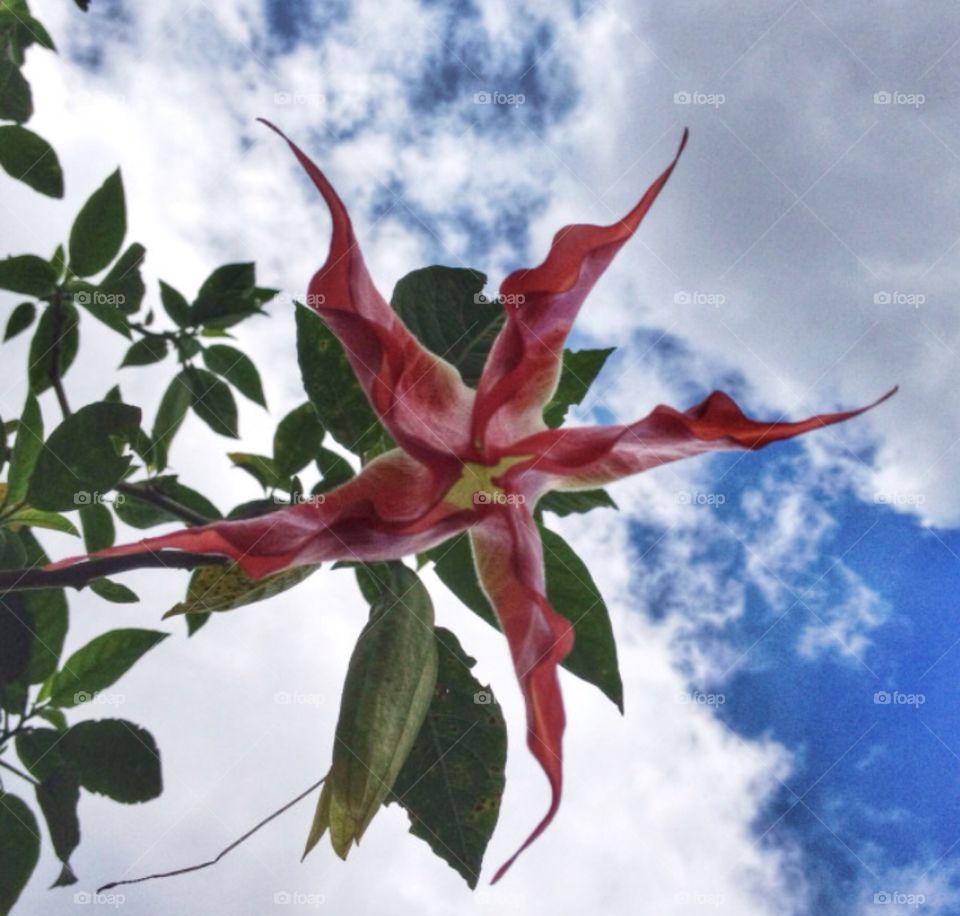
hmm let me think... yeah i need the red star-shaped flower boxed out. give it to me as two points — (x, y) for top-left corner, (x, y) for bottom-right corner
(51, 124), (894, 880)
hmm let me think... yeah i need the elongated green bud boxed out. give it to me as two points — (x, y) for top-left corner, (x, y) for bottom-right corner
(304, 562), (438, 859)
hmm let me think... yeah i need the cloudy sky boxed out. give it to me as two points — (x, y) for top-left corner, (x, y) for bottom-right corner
(4, 0), (960, 913)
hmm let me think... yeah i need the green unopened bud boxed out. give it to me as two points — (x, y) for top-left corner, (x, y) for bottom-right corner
(303, 562), (438, 860)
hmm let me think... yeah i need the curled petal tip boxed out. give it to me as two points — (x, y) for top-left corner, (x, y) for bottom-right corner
(256, 116), (282, 135)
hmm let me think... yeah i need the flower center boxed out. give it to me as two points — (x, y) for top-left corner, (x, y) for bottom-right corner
(443, 455), (532, 510)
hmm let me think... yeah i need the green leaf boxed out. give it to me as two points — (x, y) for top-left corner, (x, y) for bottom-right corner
(4, 506), (79, 536)
(28, 302), (79, 394)
(0, 592), (32, 685)
(150, 372), (192, 470)
(0, 4), (55, 55)
(68, 282), (130, 337)
(304, 563), (438, 860)
(201, 343), (266, 406)
(0, 124), (63, 197)
(5, 392), (42, 506)
(113, 476), (220, 529)
(15, 726), (64, 781)
(99, 243), (146, 314)
(3, 300), (35, 340)
(158, 280), (190, 327)
(0, 56), (32, 123)
(0, 254), (58, 296)
(389, 627), (506, 888)
(186, 367), (239, 438)
(120, 336), (168, 367)
(227, 452), (288, 491)
(273, 402), (322, 476)
(34, 768), (80, 886)
(0, 794), (40, 914)
(185, 610), (209, 636)
(296, 304), (393, 459)
(78, 503), (115, 552)
(176, 336), (201, 359)
(543, 347), (615, 428)
(539, 525), (623, 709)
(347, 561), (397, 606)
(89, 578), (139, 603)
(17, 529), (67, 684)
(47, 628), (168, 708)
(314, 447), (355, 493)
(18, 14), (54, 52)
(68, 169), (126, 277)
(59, 719), (162, 803)
(163, 561), (317, 619)
(27, 401), (140, 512)
(537, 488), (618, 517)
(0, 679), (27, 716)
(224, 498), (278, 521)
(36, 706), (67, 731)
(50, 244), (66, 281)
(429, 528), (624, 710)
(190, 263), (262, 328)
(390, 266), (502, 387)
(127, 426), (153, 466)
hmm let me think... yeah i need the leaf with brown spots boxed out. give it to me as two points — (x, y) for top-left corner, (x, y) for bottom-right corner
(388, 627), (507, 888)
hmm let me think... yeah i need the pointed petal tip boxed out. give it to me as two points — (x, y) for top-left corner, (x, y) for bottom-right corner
(256, 116), (282, 136)
(834, 384), (898, 423)
(489, 795), (561, 884)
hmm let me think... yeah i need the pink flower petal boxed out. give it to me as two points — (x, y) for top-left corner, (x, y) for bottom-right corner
(469, 507), (574, 883)
(505, 387), (898, 492)
(472, 130), (688, 452)
(261, 120), (476, 461)
(49, 451), (472, 580)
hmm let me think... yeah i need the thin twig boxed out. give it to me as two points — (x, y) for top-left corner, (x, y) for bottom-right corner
(0, 756), (40, 787)
(97, 777), (326, 894)
(0, 550), (229, 592)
